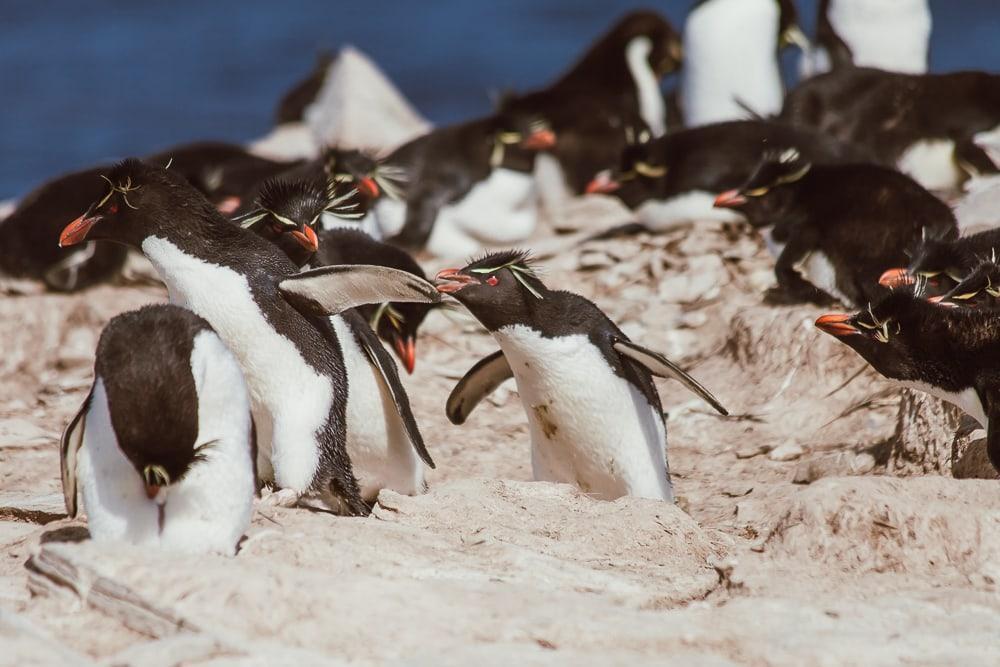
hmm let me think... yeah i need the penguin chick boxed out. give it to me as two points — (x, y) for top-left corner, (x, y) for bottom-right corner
(815, 292), (1000, 473)
(436, 250), (728, 502)
(58, 159), (441, 514)
(878, 228), (1000, 295)
(714, 149), (957, 307)
(62, 305), (254, 555)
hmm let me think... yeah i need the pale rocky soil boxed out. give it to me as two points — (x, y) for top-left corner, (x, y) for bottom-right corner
(1, 212), (999, 666)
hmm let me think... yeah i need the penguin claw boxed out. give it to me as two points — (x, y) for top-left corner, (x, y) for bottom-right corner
(258, 488), (301, 508)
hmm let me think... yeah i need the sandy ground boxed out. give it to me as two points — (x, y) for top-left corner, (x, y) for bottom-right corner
(1, 216), (999, 666)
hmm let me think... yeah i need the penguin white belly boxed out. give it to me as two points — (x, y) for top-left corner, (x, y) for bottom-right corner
(494, 325), (672, 502)
(827, 0), (931, 75)
(533, 153), (573, 217)
(796, 251), (852, 305)
(636, 191), (746, 231)
(899, 381), (987, 428)
(158, 331), (255, 556)
(77, 379), (161, 546)
(897, 140), (964, 191)
(426, 169), (538, 258)
(142, 237), (332, 492)
(680, 0), (783, 126)
(626, 36), (667, 137)
(330, 316), (422, 501)
(373, 198), (406, 238)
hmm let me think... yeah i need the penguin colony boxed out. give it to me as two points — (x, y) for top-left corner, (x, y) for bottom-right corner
(2, 0), (998, 556)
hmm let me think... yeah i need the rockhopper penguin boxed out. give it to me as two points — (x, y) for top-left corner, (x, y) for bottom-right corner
(61, 305), (255, 555)
(58, 160), (440, 513)
(878, 228), (1000, 296)
(816, 292), (1000, 473)
(436, 250), (728, 501)
(714, 149), (957, 306)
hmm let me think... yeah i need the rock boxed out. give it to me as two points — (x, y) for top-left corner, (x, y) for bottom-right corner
(792, 452), (877, 484)
(889, 389), (963, 476)
(951, 437), (999, 480)
(0, 418), (52, 448)
(722, 484), (754, 498)
(658, 255), (726, 303)
(768, 443), (805, 462)
(0, 492), (66, 524)
(735, 443), (770, 459)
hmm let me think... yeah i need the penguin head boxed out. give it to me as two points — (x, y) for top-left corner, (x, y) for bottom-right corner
(936, 258), (1000, 309)
(607, 11), (683, 76)
(488, 106), (558, 169)
(585, 126), (659, 198)
(435, 249), (547, 331)
(713, 148), (812, 227)
(879, 233), (971, 291)
(119, 434), (205, 502)
(777, 0), (810, 51)
(324, 148), (407, 202)
(59, 158), (199, 249)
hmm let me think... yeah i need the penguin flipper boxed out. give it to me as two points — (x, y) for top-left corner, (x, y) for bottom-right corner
(613, 340), (729, 416)
(60, 387), (93, 518)
(446, 350), (513, 425)
(350, 314), (436, 469)
(279, 264), (441, 317)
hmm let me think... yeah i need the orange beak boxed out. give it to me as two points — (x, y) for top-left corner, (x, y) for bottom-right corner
(59, 213), (101, 247)
(521, 128), (557, 151)
(878, 268), (915, 288)
(217, 196), (241, 214)
(714, 190), (747, 208)
(435, 268), (478, 294)
(393, 335), (417, 374)
(815, 313), (860, 337)
(290, 225), (319, 253)
(359, 177), (380, 198)
(585, 173), (620, 195)
(145, 484), (160, 500)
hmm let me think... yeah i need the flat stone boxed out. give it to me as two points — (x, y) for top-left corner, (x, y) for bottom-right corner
(735, 443), (770, 459)
(768, 443), (805, 462)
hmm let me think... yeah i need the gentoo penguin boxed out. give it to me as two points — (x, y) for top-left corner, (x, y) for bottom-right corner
(781, 68), (1000, 191)
(236, 178), (436, 373)
(586, 120), (873, 231)
(497, 11), (682, 205)
(380, 115), (552, 257)
(0, 165), (128, 291)
(877, 226), (1000, 295)
(936, 258), (1000, 309)
(435, 250), (728, 501)
(680, 0), (808, 126)
(235, 180), (434, 497)
(802, 0), (931, 77)
(714, 149), (957, 306)
(61, 305), (255, 555)
(58, 160), (440, 513)
(815, 293), (1000, 473)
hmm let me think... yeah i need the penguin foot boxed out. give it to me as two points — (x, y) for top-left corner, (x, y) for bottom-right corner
(258, 488), (301, 508)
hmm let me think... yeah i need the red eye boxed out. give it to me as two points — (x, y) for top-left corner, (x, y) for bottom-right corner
(486, 276), (499, 286)
(109, 203), (118, 214)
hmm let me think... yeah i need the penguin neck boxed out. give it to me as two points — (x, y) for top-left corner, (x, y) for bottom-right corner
(625, 36), (666, 137)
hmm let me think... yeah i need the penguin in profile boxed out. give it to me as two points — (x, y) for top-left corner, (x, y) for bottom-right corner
(323, 148), (408, 237)
(935, 258), (1000, 310)
(780, 68), (1000, 191)
(802, 0), (931, 77)
(878, 228), (1000, 295)
(714, 148), (958, 306)
(435, 250), (728, 501)
(235, 178), (436, 373)
(680, 0), (809, 127)
(233, 179), (436, 500)
(58, 160), (440, 513)
(585, 120), (873, 231)
(815, 293), (1000, 473)
(61, 305), (255, 555)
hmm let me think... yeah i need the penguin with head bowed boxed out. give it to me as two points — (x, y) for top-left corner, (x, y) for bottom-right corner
(321, 147), (408, 237)
(58, 159), (440, 513)
(586, 119), (874, 231)
(435, 250), (728, 502)
(781, 68), (1000, 191)
(815, 291), (1000, 474)
(803, 0), (931, 77)
(878, 228), (1000, 296)
(680, 0), (809, 127)
(713, 148), (957, 307)
(934, 257), (1000, 310)
(62, 304), (255, 555)
(233, 177), (436, 499)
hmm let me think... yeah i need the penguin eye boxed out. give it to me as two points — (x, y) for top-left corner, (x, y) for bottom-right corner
(108, 203), (118, 214)
(486, 275), (499, 286)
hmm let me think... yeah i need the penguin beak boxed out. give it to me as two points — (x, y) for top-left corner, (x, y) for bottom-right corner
(145, 483), (160, 500)
(290, 225), (319, 253)
(521, 129), (557, 150)
(713, 190), (747, 208)
(927, 295), (960, 308)
(359, 177), (380, 198)
(59, 213), (102, 247)
(878, 268), (916, 288)
(585, 171), (620, 195)
(435, 268), (479, 294)
(217, 196), (242, 214)
(815, 313), (860, 337)
(392, 334), (417, 374)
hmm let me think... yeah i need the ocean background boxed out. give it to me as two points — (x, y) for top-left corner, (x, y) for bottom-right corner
(1, 0), (998, 199)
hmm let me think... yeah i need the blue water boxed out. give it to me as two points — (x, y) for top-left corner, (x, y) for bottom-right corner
(2, 0), (998, 199)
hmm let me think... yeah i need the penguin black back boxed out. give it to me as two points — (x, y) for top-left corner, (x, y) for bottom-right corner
(275, 52), (334, 125)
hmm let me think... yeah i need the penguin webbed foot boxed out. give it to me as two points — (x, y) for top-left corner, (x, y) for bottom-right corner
(258, 488), (301, 508)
